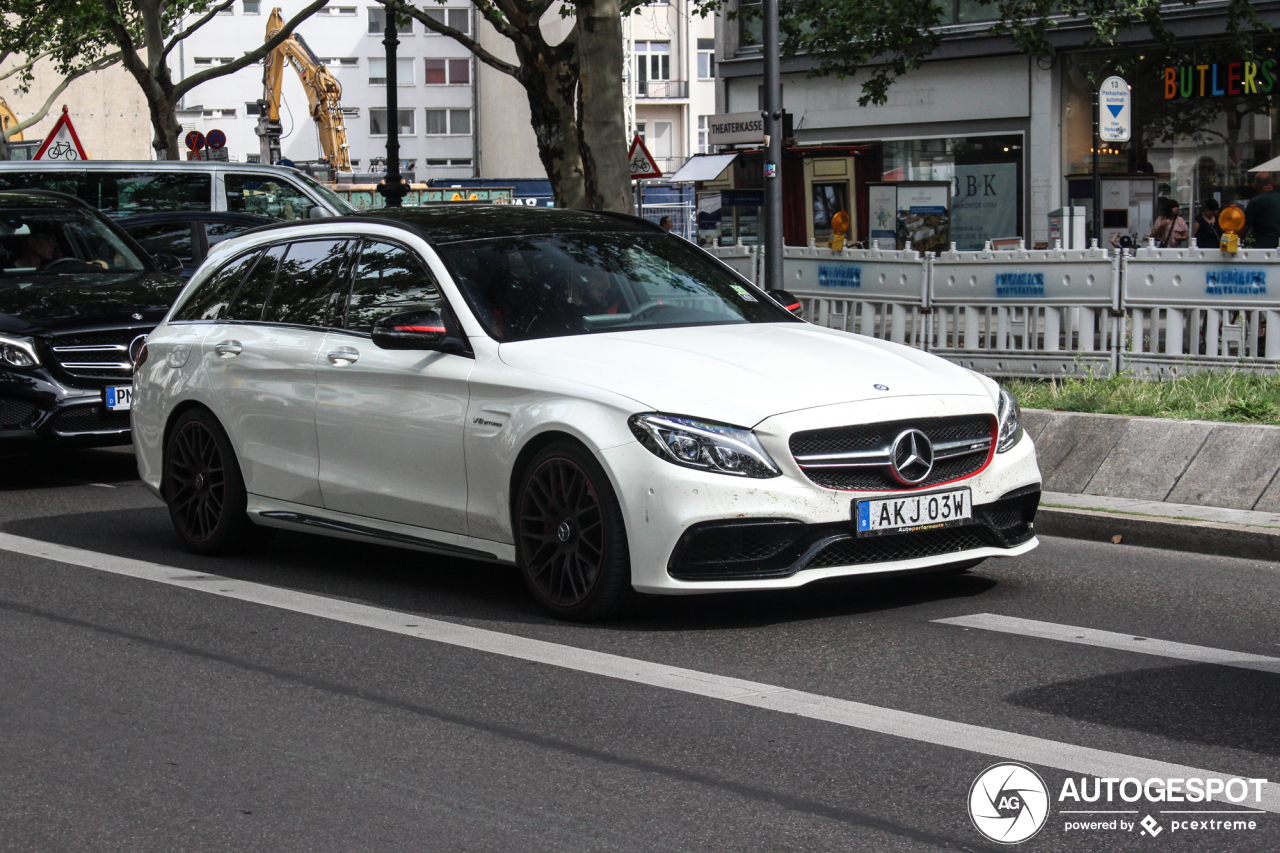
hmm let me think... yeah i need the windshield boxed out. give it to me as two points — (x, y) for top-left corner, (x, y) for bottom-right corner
(437, 233), (796, 342)
(0, 210), (146, 275)
(293, 171), (357, 214)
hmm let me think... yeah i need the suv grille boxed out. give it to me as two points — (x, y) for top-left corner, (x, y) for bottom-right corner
(790, 415), (994, 491)
(47, 405), (131, 435)
(48, 327), (148, 380)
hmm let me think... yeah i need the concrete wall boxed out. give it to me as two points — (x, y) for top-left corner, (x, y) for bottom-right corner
(1, 60), (151, 160)
(1025, 409), (1280, 512)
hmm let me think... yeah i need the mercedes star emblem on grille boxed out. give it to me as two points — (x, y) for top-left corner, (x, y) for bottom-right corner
(889, 428), (934, 484)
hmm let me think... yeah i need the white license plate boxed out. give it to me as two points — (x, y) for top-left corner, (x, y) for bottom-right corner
(855, 488), (972, 537)
(104, 385), (133, 411)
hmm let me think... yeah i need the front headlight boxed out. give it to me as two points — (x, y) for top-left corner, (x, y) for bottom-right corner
(996, 388), (1023, 453)
(629, 413), (780, 478)
(0, 334), (39, 368)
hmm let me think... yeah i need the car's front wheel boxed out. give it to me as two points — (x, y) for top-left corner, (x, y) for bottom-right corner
(515, 441), (634, 620)
(164, 408), (269, 555)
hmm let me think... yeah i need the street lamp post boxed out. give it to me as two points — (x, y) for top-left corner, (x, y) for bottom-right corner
(378, 6), (409, 208)
(761, 0), (783, 291)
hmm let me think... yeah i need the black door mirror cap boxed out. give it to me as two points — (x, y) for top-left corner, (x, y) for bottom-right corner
(768, 289), (804, 317)
(152, 253), (184, 276)
(371, 308), (469, 354)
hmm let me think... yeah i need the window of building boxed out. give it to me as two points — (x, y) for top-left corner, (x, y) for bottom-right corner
(243, 0), (260, 13)
(193, 57), (234, 66)
(697, 115), (712, 154)
(217, 4), (233, 14)
(697, 39), (715, 79)
(450, 158), (472, 167)
(245, 154), (261, 163)
(425, 109), (448, 135)
(370, 108), (416, 135)
(448, 58), (470, 84)
(322, 57), (359, 68)
(421, 8), (469, 32)
(201, 108), (236, 119)
(401, 159), (417, 172)
(424, 58), (470, 84)
(245, 101), (263, 116)
(349, 159), (360, 168)
(368, 57), (415, 85)
(636, 121), (646, 143)
(342, 107), (360, 117)
(636, 41), (671, 86)
(426, 158), (449, 166)
(367, 7), (412, 34)
(450, 109), (471, 135)
(318, 4), (357, 14)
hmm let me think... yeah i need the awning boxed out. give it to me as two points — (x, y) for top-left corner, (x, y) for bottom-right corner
(668, 153), (739, 183)
(1250, 155), (1280, 172)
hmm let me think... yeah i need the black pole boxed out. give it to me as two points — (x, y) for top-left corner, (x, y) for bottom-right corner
(1091, 84), (1100, 246)
(761, 0), (783, 290)
(378, 6), (408, 208)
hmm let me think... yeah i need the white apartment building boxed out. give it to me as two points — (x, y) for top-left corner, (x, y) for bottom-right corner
(625, 0), (717, 178)
(170, 1), (476, 179)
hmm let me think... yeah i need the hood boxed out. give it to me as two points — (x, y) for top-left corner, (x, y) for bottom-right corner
(498, 322), (994, 426)
(0, 271), (183, 335)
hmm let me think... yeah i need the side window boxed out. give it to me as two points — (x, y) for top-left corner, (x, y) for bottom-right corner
(93, 172), (212, 216)
(205, 220), (259, 248)
(0, 171), (87, 200)
(263, 239), (350, 326)
(171, 250), (262, 321)
(225, 243), (286, 321)
(225, 174), (318, 221)
(124, 221), (196, 263)
(345, 240), (442, 333)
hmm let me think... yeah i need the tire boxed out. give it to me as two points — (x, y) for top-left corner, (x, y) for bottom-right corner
(514, 441), (635, 621)
(164, 408), (271, 555)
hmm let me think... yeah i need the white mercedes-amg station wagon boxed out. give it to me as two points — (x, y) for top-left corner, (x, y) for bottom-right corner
(132, 207), (1041, 619)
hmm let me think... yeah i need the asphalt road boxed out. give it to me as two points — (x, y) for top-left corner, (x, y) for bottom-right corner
(2, 445), (1278, 852)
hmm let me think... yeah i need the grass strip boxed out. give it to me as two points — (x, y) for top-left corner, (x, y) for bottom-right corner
(1006, 371), (1280, 425)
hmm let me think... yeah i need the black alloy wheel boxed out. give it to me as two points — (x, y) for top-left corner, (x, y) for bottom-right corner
(515, 442), (634, 620)
(164, 408), (269, 555)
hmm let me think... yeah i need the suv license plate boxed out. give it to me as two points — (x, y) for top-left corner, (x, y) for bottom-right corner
(104, 385), (133, 411)
(855, 488), (972, 537)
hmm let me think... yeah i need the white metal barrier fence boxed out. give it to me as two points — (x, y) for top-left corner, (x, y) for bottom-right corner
(702, 241), (1280, 378)
(1122, 247), (1280, 378)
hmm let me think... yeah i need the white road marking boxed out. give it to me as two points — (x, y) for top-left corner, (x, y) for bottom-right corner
(934, 613), (1280, 675)
(2, 531), (1276, 813)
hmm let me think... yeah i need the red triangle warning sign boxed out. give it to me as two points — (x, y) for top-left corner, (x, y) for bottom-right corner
(627, 133), (662, 180)
(33, 107), (88, 161)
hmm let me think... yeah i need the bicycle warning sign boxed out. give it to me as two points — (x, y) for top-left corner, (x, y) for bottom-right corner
(628, 133), (662, 180)
(33, 106), (88, 161)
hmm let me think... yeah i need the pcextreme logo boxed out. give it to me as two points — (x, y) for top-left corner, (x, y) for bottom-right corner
(969, 763), (1050, 844)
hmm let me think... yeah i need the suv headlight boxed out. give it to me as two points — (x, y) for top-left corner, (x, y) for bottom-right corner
(0, 334), (39, 368)
(996, 388), (1023, 453)
(629, 413), (780, 478)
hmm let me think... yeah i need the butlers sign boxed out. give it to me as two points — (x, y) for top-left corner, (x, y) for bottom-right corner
(1164, 60), (1277, 98)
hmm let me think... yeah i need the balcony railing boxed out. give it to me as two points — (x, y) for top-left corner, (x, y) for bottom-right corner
(637, 79), (688, 99)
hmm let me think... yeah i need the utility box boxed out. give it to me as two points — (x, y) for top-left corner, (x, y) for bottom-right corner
(1048, 207), (1087, 249)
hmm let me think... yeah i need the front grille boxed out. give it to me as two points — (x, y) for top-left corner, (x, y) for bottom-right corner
(48, 327), (148, 380)
(668, 487), (1039, 581)
(47, 404), (130, 435)
(0, 398), (38, 427)
(791, 415), (994, 492)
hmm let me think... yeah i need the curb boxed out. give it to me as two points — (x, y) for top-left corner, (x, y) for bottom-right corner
(1035, 506), (1280, 562)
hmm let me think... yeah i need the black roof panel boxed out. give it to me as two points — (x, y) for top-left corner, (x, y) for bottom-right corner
(358, 204), (662, 243)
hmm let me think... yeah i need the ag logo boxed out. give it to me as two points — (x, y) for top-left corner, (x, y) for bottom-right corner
(968, 762), (1050, 844)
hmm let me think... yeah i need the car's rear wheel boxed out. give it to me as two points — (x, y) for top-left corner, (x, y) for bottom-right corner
(164, 408), (269, 555)
(515, 441), (634, 620)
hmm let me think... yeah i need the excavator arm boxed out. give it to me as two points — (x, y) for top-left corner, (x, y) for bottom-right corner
(0, 96), (24, 143)
(256, 7), (351, 172)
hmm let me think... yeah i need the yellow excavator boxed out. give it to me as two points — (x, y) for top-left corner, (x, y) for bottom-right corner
(0, 96), (24, 144)
(256, 7), (351, 172)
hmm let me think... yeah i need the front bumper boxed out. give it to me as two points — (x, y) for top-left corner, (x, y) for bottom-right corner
(0, 369), (132, 447)
(600, 398), (1042, 594)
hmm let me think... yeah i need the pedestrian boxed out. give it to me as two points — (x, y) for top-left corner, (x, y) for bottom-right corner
(1244, 171), (1280, 249)
(1193, 198), (1223, 249)
(659, 215), (674, 232)
(1149, 199), (1188, 248)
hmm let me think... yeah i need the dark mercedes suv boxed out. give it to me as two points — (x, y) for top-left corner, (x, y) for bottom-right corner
(0, 190), (184, 447)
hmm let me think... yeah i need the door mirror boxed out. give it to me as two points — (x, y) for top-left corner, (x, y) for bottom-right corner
(371, 308), (451, 350)
(152, 253), (184, 276)
(769, 289), (804, 318)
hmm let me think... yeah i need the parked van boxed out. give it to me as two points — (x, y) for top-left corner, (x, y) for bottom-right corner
(0, 161), (356, 221)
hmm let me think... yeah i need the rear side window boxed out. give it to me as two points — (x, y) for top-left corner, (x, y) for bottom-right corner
(93, 172), (211, 216)
(172, 250), (262, 321)
(205, 220), (259, 247)
(225, 244), (286, 321)
(344, 240), (441, 333)
(225, 174), (318, 221)
(0, 170), (87, 200)
(125, 220), (196, 263)
(263, 239), (350, 327)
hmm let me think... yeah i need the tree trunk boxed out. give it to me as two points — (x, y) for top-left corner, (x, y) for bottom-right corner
(574, 0), (630, 212)
(148, 93), (183, 160)
(514, 45), (587, 209)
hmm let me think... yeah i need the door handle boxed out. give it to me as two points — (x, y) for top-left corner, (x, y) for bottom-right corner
(327, 346), (360, 365)
(214, 340), (242, 358)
